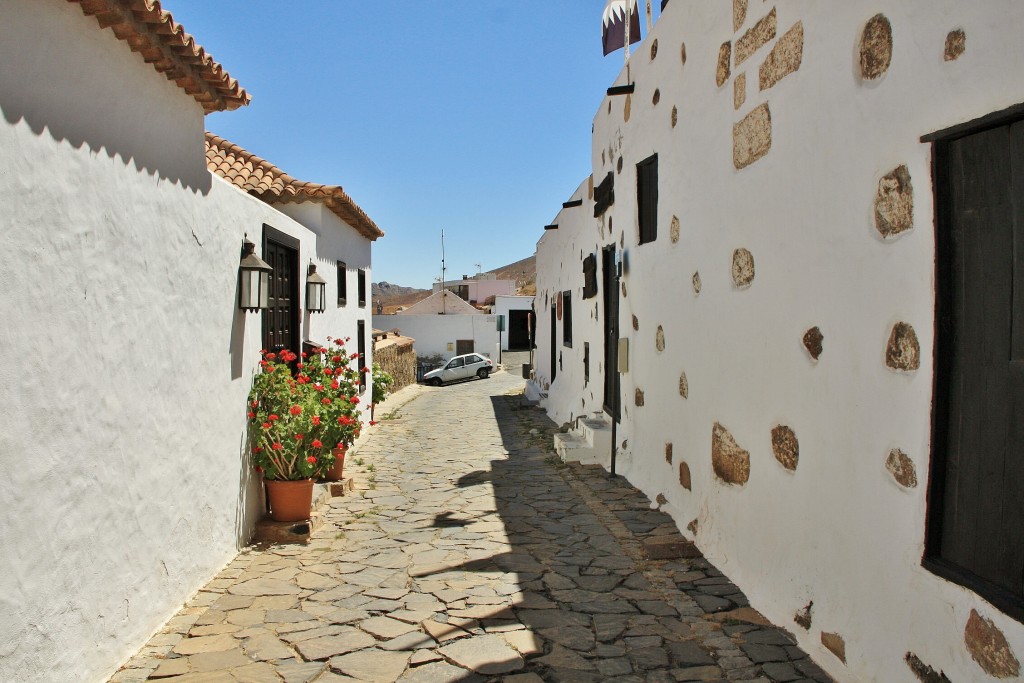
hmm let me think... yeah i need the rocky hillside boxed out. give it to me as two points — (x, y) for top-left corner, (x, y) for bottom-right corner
(373, 255), (536, 313)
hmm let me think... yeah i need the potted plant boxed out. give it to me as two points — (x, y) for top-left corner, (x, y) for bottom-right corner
(247, 341), (361, 519)
(304, 338), (363, 481)
(370, 362), (395, 423)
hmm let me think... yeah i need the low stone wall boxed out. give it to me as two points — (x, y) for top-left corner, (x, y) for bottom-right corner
(374, 337), (416, 394)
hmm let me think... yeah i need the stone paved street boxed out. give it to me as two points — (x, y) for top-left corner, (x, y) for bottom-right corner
(110, 370), (834, 683)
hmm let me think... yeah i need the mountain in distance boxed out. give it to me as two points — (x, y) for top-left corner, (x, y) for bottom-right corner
(373, 254), (536, 313)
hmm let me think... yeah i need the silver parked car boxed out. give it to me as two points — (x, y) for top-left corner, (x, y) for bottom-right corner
(422, 353), (493, 386)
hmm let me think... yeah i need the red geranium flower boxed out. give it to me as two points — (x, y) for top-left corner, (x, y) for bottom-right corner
(255, 465), (263, 473)
(369, 420), (377, 426)
(266, 353), (276, 360)
(312, 416), (321, 426)
(269, 414), (280, 421)
(290, 405), (302, 416)
(247, 411), (256, 419)
(360, 366), (370, 374)
(294, 433), (304, 441)
(272, 443), (283, 451)
(252, 446), (264, 453)
(296, 363), (304, 369)
(306, 456), (317, 464)
(351, 397), (360, 405)
(349, 353), (359, 360)
(301, 352), (309, 359)
(334, 339), (344, 346)
(312, 439), (323, 449)
(251, 400), (258, 408)
(330, 380), (340, 390)
(321, 398), (332, 405)
(261, 422), (272, 430)
(332, 355), (342, 363)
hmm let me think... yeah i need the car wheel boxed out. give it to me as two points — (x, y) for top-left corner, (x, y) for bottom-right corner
(428, 377), (442, 387)
(477, 368), (490, 379)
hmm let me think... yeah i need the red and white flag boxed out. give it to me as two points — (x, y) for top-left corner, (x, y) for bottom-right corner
(602, 0), (641, 56)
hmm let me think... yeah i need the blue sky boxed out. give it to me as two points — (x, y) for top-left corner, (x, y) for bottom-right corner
(167, 2), (654, 288)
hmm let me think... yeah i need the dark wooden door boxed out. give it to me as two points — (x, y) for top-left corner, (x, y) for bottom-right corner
(262, 230), (300, 357)
(550, 305), (557, 383)
(602, 246), (620, 420)
(929, 119), (1024, 615)
(456, 339), (474, 355)
(508, 310), (531, 350)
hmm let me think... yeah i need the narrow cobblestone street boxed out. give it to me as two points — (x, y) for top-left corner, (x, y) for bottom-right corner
(112, 370), (833, 683)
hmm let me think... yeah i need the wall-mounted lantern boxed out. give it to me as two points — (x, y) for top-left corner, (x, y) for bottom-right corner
(238, 237), (272, 312)
(306, 263), (327, 313)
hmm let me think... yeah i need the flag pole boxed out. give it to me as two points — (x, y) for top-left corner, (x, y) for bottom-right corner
(624, 0), (631, 65)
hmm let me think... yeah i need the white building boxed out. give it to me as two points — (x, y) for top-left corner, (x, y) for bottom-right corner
(374, 290), (500, 361)
(0, 2), (381, 681)
(494, 295), (535, 352)
(534, 3), (1024, 682)
(432, 272), (516, 305)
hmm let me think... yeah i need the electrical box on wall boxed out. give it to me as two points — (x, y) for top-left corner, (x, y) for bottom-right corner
(447, 342), (454, 351)
(618, 338), (629, 372)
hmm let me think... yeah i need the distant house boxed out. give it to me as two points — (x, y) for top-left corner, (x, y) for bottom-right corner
(534, 3), (1024, 682)
(433, 272), (516, 305)
(375, 291), (499, 361)
(0, 2), (382, 681)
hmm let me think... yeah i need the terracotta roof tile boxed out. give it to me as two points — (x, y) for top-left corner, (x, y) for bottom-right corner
(69, 0), (250, 113)
(205, 133), (384, 241)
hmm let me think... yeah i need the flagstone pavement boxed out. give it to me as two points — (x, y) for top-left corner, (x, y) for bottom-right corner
(110, 370), (834, 683)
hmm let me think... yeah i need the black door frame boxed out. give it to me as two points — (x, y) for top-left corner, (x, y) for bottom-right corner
(262, 225), (300, 358)
(602, 245), (620, 421)
(923, 107), (1024, 621)
(550, 305), (557, 384)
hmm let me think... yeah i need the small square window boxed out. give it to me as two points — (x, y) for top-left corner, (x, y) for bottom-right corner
(357, 269), (367, 308)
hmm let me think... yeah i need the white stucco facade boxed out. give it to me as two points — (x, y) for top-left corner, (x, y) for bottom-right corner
(0, 3), (374, 681)
(494, 295), (535, 351)
(374, 314), (499, 363)
(535, 3), (1024, 682)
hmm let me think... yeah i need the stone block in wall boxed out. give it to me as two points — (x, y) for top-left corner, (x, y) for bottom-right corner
(875, 165), (914, 238)
(760, 21), (804, 91)
(771, 425), (798, 471)
(733, 0), (747, 32)
(944, 29), (965, 62)
(821, 632), (846, 663)
(885, 449), (917, 488)
(717, 41), (732, 87)
(734, 72), (746, 110)
(734, 8), (776, 66)
(733, 103), (772, 169)
(731, 248), (755, 287)
(803, 327), (823, 360)
(964, 610), (1020, 679)
(712, 422), (750, 485)
(859, 14), (892, 80)
(885, 322), (920, 372)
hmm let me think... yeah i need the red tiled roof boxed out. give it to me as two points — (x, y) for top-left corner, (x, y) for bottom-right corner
(69, 0), (250, 113)
(205, 133), (384, 241)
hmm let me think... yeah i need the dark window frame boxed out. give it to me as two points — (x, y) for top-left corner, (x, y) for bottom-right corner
(923, 106), (1024, 623)
(357, 319), (367, 391)
(637, 153), (658, 245)
(357, 269), (367, 308)
(337, 261), (347, 306)
(562, 290), (573, 348)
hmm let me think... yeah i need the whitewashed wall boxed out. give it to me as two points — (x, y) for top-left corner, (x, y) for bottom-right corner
(374, 314), (499, 362)
(536, 2), (1024, 681)
(0, 2), (372, 681)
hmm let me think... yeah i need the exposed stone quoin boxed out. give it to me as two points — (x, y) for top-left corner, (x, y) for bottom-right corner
(711, 422), (750, 485)
(692, 271), (702, 294)
(964, 609), (1021, 678)
(670, 215), (680, 243)
(885, 449), (918, 488)
(717, 41), (732, 87)
(656, 325), (666, 352)
(860, 13), (893, 80)
(734, 72), (746, 110)
(735, 8), (777, 66)
(679, 371), (689, 399)
(886, 322), (920, 371)
(731, 248), (756, 287)
(905, 652), (953, 683)
(671, 105), (679, 128)
(632, 315), (640, 331)
(760, 21), (804, 91)
(679, 462), (692, 490)
(665, 442), (673, 464)
(652, 88), (661, 106)
(680, 42), (687, 65)
(733, 0), (747, 32)
(794, 601), (813, 630)
(821, 632), (846, 663)
(635, 388), (645, 407)
(624, 94), (632, 122)
(733, 103), (772, 169)
(771, 425), (799, 471)
(803, 327), (824, 360)
(650, 38), (659, 60)
(944, 29), (966, 61)
(875, 164), (914, 237)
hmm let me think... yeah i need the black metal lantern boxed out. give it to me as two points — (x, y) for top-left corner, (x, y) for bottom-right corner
(238, 238), (272, 312)
(306, 263), (327, 313)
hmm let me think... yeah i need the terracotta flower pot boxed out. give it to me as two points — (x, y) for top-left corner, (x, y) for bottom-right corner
(265, 478), (314, 522)
(325, 445), (347, 482)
